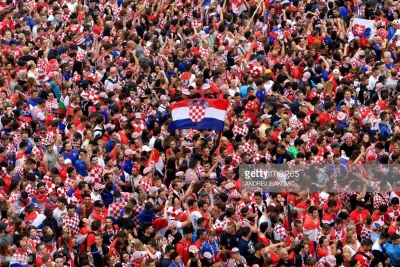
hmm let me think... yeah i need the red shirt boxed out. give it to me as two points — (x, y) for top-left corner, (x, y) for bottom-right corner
(319, 112), (332, 126)
(176, 238), (192, 265)
(349, 209), (370, 235)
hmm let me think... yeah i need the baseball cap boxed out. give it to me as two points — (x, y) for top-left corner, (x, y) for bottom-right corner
(33, 136), (41, 142)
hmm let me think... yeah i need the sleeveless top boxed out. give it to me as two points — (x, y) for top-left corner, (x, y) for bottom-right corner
(44, 149), (59, 170)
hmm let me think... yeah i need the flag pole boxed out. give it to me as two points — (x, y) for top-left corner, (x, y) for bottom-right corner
(247, 0), (265, 27)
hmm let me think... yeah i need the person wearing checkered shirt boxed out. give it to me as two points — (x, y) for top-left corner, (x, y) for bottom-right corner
(62, 204), (80, 236)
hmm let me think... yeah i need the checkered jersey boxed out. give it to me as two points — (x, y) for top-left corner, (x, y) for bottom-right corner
(41, 133), (55, 147)
(311, 156), (324, 164)
(31, 146), (44, 162)
(28, 236), (41, 250)
(141, 178), (153, 194)
(81, 89), (100, 104)
(373, 192), (390, 209)
(14, 248), (32, 264)
(108, 201), (126, 220)
(212, 216), (230, 232)
(45, 98), (58, 114)
(253, 152), (271, 163)
(232, 124), (248, 137)
(289, 117), (304, 130)
(133, 203), (145, 226)
(243, 142), (256, 156)
(89, 165), (104, 185)
(350, 56), (365, 68)
(273, 223), (288, 241)
(185, 169), (199, 184)
(231, 153), (242, 168)
(63, 213), (80, 235)
(360, 225), (372, 240)
(9, 191), (20, 204)
(70, 139), (82, 150)
(26, 183), (37, 196)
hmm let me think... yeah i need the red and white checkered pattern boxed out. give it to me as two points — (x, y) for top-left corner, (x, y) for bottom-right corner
(76, 47), (87, 62)
(108, 201), (126, 220)
(185, 168), (199, 184)
(89, 165), (104, 185)
(141, 177), (153, 194)
(41, 132), (55, 147)
(273, 223), (288, 241)
(26, 183), (38, 196)
(232, 124), (248, 137)
(63, 213), (80, 235)
(373, 192), (390, 209)
(9, 191), (21, 204)
(133, 203), (145, 226)
(189, 105), (206, 123)
(311, 156), (324, 164)
(231, 153), (242, 168)
(14, 248), (32, 264)
(31, 146), (44, 163)
(252, 152), (271, 163)
(81, 88), (100, 104)
(289, 117), (304, 130)
(360, 225), (372, 240)
(167, 206), (183, 221)
(243, 142), (256, 156)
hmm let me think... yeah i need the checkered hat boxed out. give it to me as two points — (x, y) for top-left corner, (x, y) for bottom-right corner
(94, 183), (105, 191)
(225, 182), (235, 190)
(231, 191), (241, 200)
(189, 245), (199, 253)
(203, 252), (213, 259)
(85, 72), (98, 83)
(169, 220), (178, 228)
(167, 207), (182, 220)
(131, 252), (143, 261)
(71, 72), (81, 83)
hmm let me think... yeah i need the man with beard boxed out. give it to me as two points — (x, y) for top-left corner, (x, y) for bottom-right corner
(61, 141), (79, 166)
(0, 222), (13, 245)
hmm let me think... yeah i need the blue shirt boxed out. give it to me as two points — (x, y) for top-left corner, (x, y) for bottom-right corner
(28, 97), (41, 107)
(239, 85), (250, 98)
(61, 149), (79, 165)
(101, 188), (115, 208)
(49, 80), (61, 100)
(165, 69), (177, 80)
(74, 159), (88, 176)
(139, 209), (155, 226)
(25, 139), (32, 155)
(120, 159), (133, 176)
(177, 60), (192, 73)
(379, 122), (392, 139)
(385, 241), (400, 267)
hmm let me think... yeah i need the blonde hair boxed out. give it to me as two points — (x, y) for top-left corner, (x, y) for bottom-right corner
(324, 81), (333, 94)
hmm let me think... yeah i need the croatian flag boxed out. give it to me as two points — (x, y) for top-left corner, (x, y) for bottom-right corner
(146, 149), (165, 177)
(168, 99), (229, 132)
(303, 214), (320, 242)
(353, 18), (376, 39)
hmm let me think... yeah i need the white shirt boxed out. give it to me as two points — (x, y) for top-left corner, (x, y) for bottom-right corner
(368, 75), (378, 90)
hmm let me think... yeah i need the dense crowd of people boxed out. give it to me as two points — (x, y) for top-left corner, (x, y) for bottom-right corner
(1, 0), (400, 267)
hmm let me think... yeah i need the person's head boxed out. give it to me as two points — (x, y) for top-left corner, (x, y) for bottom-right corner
(171, 252), (181, 265)
(254, 242), (266, 256)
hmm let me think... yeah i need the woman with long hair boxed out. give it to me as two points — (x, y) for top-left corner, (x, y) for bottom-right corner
(164, 157), (177, 187)
(186, 245), (200, 267)
(342, 231), (361, 257)
(103, 216), (119, 246)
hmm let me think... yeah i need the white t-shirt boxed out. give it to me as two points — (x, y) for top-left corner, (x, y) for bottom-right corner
(53, 207), (68, 227)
